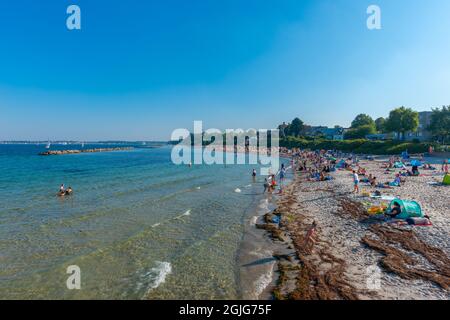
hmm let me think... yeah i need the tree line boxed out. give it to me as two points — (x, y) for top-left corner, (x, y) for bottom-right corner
(278, 106), (449, 144)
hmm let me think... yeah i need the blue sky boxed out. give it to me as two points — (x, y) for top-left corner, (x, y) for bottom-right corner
(1, 0), (450, 140)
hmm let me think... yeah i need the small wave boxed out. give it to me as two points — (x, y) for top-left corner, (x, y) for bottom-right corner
(196, 187), (201, 190)
(152, 223), (161, 228)
(234, 188), (242, 193)
(144, 261), (172, 295)
(258, 199), (269, 210)
(250, 216), (258, 225)
(182, 210), (191, 216)
(253, 263), (275, 298)
(176, 209), (191, 219)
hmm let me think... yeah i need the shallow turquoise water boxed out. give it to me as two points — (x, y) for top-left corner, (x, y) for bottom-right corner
(0, 144), (275, 299)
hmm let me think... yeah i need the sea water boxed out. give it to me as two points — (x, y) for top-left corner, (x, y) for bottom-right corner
(0, 144), (280, 299)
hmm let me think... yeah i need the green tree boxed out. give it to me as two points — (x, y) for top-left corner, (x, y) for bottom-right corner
(351, 114), (375, 128)
(384, 107), (419, 140)
(344, 124), (376, 140)
(428, 106), (450, 144)
(277, 122), (289, 138)
(289, 118), (304, 137)
(375, 117), (386, 133)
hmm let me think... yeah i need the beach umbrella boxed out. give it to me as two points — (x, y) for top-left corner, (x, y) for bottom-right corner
(410, 160), (422, 167)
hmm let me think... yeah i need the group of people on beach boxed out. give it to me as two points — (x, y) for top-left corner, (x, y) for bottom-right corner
(261, 163), (286, 194)
(289, 149), (336, 182)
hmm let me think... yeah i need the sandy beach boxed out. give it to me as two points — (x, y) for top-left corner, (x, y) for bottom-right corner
(261, 155), (449, 300)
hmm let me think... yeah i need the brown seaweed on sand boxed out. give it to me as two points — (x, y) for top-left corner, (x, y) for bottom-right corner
(362, 225), (450, 289)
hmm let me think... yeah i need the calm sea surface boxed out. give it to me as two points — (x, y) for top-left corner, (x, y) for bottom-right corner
(0, 144), (279, 299)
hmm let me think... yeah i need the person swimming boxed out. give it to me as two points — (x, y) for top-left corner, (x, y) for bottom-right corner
(58, 184), (66, 196)
(58, 184), (73, 196)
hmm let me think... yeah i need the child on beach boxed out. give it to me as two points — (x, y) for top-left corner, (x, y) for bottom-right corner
(442, 160), (449, 173)
(352, 170), (359, 193)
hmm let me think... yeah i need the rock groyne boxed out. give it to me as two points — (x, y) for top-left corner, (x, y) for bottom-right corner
(39, 147), (133, 156)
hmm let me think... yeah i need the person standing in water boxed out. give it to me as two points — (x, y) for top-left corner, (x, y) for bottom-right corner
(263, 178), (270, 193)
(279, 166), (286, 187)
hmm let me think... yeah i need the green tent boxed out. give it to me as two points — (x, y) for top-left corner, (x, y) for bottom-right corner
(443, 174), (450, 186)
(387, 199), (423, 220)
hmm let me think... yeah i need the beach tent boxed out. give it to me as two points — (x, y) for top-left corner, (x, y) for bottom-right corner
(394, 162), (405, 168)
(443, 174), (450, 186)
(336, 160), (346, 168)
(401, 151), (410, 160)
(387, 199), (424, 219)
(410, 160), (422, 167)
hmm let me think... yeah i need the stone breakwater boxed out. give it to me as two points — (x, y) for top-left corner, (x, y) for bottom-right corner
(39, 147), (133, 156)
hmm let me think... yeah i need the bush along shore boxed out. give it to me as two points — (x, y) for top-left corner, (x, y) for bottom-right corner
(39, 147), (133, 156)
(280, 137), (439, 155)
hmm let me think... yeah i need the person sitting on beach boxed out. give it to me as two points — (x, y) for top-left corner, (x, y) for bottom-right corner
(411, 165), (420, 176)
(357, 167), (366, 176)
(319, 172), (326, 181)
(370, 176), (377, 187)
(391, 174), (402, 187)
(385, 202), (402, 219)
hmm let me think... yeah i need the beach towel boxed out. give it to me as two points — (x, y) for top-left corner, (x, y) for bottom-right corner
(394, 162), (405, 169)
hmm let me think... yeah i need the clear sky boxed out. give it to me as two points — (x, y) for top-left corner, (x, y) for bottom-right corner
(1, 0), (450, 141)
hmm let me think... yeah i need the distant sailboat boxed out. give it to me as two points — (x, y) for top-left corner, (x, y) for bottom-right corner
(46, 141), (51, 149)
(81, 142), (85, 148)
